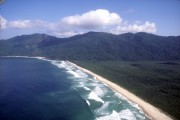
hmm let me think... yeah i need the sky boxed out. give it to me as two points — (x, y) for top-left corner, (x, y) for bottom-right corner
(0, 0), (180, 39)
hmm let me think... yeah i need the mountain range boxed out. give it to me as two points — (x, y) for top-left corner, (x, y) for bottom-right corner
(0, 32), (180, 61)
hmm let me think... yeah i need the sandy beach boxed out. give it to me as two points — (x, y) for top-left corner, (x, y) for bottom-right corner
(69, 61), (173, 120)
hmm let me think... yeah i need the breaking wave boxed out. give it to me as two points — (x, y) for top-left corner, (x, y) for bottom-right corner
(49, 61), (150, 120)
(4, 57), (149, 120)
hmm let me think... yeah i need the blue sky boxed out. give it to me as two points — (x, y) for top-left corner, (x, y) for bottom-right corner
(0, 0), (180, 39)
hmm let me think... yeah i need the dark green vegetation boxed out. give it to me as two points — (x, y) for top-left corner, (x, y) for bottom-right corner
(0, 32), (180, 61)
(73, 61), (180, 120)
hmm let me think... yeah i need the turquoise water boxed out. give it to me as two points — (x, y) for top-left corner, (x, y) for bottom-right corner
(0, 57), (150, 120)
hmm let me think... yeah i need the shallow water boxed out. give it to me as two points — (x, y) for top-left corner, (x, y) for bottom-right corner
(54, 60), (150, 120)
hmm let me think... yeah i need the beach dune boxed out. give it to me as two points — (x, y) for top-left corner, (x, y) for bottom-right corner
(69, 61), (173, 120)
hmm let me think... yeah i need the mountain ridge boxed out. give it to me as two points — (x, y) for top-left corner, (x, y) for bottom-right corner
(0, 32), (180, 61)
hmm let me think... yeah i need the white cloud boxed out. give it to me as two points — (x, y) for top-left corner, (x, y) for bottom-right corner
(0, 16), (8, 29)
(0, 16), (55, 30)
(50, 31), (83, 37)
(62, 9), (122, 29)
(1, 9), (157, 38)
(7, 19), (51, 29)
(8, 20), (35, 29)
(113, 21), (156, 34)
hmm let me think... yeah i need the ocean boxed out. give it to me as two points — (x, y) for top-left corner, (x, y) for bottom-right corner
(0, 57), (150, 120)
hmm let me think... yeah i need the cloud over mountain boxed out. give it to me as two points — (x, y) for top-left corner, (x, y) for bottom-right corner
(61, 9), (122, 29)
(0, 9), (157, 38)
(113, 21), (156, 34)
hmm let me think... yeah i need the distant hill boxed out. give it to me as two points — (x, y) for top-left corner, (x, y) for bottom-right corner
(0, 32), (180, 61)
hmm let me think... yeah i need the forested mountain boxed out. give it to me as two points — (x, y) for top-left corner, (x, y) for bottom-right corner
(0, 32), (180, 61)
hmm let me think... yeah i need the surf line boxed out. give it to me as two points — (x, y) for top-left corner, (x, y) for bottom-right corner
(1, 56), (173, 120)
(68, 61), (173, 120)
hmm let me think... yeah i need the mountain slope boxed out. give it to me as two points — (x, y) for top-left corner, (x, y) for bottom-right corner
(0, 32), (180, 61)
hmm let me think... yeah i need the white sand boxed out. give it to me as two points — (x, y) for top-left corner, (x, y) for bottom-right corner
(69, 61), (173, 120)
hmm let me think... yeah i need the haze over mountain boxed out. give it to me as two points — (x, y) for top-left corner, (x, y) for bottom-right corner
(0, 32), (180, 61)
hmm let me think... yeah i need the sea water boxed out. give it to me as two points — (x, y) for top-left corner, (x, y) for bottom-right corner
(0, 57), (150, 120)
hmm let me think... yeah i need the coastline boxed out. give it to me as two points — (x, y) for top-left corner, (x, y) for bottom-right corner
(1, 56), (174, 120)
(68, 61), (173, 120)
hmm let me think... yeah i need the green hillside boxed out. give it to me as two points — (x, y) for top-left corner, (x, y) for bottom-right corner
(73, 61), (180, 120)
(0, 32), (180, 61)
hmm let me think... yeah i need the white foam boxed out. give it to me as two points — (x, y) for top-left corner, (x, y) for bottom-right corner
(2, 56), (57, 63)
(139, 110), (144, 114)
(126, 99), (147, 118)
(83, 86), (91, 91)
(136, 114), (146, 119)
(88, 78), (96, 81)
(3, 56), (46, 60)
(65, 68), (88, 78)
(57, 61), (69, 68)
(103, 83), (109, 87)
(94, 102), (110, 115)
(87, 82), (105, 88)
(52, 61), (74, 73)
(114, 92), (128, 101)
(88, 92), (104, 104)
(119, 109), (137, 120)
(97, 110), (120, 120)
(67, 70), (81, 78)
(93, 86), (104, 97)
(129, 101), (143, 112)
(75, 70), (88, 78)
(86, 100), (90, 106)
(35, 56), (46, 59)
(56, 61), (88, 79)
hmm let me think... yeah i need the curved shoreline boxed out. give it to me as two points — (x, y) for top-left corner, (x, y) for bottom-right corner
(1, 56), (173, 120)
(68, 61), (173, 120)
